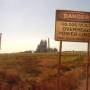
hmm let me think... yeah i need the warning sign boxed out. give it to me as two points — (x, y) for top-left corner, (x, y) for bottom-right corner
(55, 10), (90, 42)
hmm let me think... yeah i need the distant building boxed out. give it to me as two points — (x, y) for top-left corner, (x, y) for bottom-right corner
(36, 40), (47, 52)
(36, 39), (57, 53)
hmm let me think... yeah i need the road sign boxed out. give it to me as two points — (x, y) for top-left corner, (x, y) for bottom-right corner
(55, 10), (90, 42)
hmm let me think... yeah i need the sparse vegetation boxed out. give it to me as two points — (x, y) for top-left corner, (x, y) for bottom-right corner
(0, 52), (86, 90)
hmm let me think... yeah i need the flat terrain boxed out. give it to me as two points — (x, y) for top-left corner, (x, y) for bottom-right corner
(0, 52), (84, 79)
(0, 52), (87, 90)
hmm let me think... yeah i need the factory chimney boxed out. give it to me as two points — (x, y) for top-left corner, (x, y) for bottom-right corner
(48, 38), (50, 49)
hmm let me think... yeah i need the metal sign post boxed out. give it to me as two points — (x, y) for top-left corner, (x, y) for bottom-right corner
(57, 41), (62, 90)
(86, 42), (90, 90)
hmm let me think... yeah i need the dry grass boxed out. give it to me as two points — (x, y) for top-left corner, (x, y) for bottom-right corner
(0, 52), (86, 90)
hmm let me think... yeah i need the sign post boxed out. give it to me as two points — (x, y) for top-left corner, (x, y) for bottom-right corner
(55, 10), (90, 90)
(86, 42), (90, 90)
(57, 41), (62, 90)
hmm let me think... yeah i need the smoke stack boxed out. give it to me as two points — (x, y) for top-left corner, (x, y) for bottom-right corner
(48, 38), (50, 49)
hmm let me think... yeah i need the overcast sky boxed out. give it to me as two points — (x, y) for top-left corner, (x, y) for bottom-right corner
(0, 0), (90, 53)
